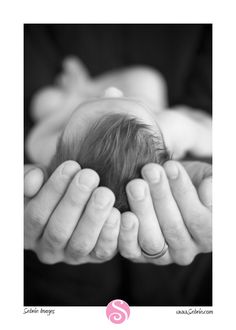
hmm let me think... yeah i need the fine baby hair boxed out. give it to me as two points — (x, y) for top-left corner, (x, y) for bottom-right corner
(48, 113), (170, 212)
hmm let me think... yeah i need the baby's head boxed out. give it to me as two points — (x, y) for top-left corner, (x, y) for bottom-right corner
(48, 88), (170, 212)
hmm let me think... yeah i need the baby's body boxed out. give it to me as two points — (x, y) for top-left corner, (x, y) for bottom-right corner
(27, 57), (212, 168)
(31, 57), (167, 121)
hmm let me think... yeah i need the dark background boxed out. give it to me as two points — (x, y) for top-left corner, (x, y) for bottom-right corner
(24, 24), (212, 306)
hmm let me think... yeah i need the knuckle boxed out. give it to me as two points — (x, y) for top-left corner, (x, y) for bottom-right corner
(164, 222), (183, 241)
(175, 182), (192, 196)
(47, 175), (63, 195)
(119, 235), (133, 245)
(26, 201), (46, 230)
(100, 235), (116, 245)
(36, 250), (59, 265)
(175, 251), (195, 266)
(66, 192), (84, 207)
(94, 248), (114, 261)
(106, 208), (120, 226)
(188, 209), (209, 233)
(120, 249), (141, 260)
(104, 219), (118, 230)
(45, 228), (67, 248)
(68, 239), (92, 258)
(151, 183), (169, 201)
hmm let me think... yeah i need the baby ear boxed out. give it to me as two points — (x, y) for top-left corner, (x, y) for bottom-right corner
(103, 86), (124, 98)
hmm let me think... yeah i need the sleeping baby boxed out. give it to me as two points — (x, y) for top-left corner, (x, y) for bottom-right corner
(26, 57), (212, 212)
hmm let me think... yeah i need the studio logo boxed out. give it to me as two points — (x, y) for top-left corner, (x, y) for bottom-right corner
(106, 299), (130, 324)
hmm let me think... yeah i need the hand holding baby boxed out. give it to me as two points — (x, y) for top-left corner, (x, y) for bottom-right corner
(119, 160), (212, 265)
(24, 161), (120, 265)
(24, 160), (212, 266)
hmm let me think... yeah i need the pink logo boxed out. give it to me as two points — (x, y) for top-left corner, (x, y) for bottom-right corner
(106, 299), (130, 324)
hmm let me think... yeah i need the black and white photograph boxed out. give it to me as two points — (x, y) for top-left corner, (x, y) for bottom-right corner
(2, 0), (236, 328)
(24, 24), (212, 307)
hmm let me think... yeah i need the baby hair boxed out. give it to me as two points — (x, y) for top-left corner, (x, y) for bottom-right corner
(48, 113), (170, 212)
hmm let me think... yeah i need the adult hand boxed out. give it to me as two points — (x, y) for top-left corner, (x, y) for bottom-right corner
(24, 164), (46, 199)
(24, 161), (120, 265)
(118, 160), (212, 266)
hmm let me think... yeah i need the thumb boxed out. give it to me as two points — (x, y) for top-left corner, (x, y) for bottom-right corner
(198, 177), (212, 210)
(24, 165), (45, 198)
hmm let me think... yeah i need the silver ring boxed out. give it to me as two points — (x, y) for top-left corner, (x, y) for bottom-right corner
(141, 241), (168, 259)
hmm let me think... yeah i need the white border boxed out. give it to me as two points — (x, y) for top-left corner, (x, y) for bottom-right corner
(1, 0), (236, 329)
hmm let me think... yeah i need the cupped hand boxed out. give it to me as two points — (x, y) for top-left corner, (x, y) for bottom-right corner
(24, 161), (120, 265)
(118, 160), (212, 266)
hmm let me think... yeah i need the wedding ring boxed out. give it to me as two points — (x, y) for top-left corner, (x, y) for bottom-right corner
(141, 240), (168, 259)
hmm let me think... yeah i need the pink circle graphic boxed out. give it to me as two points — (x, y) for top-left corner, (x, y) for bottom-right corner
(106, 299), (130, 324)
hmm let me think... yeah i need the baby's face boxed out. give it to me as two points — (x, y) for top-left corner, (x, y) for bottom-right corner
(62, 87), (160, 145)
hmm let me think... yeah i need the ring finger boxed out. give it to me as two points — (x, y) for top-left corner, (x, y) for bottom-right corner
(126, 179), (168, 257)
(163, 161), (211, 248)
(142, 163), (197, 264)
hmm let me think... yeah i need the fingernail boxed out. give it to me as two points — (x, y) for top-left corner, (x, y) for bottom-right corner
(76, 171), (97, 191)
(166, 163), (179, 180)
(93, 189), (111, 208)
(121, 219), (133, 229)
(61, 162), (80, 177)
(24, 167), (38, 177)
(199, 177), (212, 208)
(127, 183), (146, 201)
(143, 167), (161, 183)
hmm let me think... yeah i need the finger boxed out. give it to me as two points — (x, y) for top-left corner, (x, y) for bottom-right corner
(126, 179), (165, 254)
(91, 208), (120, 262)
(24, 167), (45, 198)
(164, 161), (211, 247)
(41, 169), (100, 251)
(24, 161), (80, 248)
(66, 187), (115, 261)
(198, 177), (212, 210)
(24, 164), (38, 176)
(142, 163), (197, 265)
(118, 212), (142, 260)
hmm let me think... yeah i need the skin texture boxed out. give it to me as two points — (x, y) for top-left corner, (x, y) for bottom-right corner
(24, 161), (120, 264)
(119, 161), (211, 265)
(24, 159), (212, 265)
(25, 58), (212, 265)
